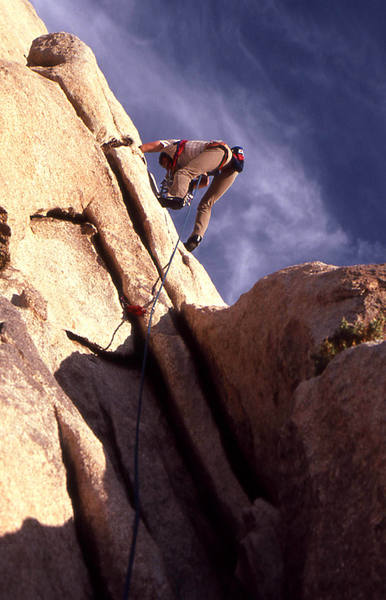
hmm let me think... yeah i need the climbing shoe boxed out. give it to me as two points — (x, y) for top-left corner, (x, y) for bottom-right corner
(158, 196), (185, 210)
(184, 234), (202, 252)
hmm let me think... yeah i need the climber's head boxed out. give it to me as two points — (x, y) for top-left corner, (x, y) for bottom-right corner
(159, 152), (172, 170)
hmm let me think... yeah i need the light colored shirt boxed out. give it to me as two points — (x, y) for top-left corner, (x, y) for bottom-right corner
(159, 139), (223, 169)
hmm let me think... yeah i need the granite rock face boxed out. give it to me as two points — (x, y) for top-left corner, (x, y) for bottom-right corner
(0, 2), (385, 599)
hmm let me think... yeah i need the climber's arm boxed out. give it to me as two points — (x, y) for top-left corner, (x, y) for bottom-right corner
(139, 141), (164, 153)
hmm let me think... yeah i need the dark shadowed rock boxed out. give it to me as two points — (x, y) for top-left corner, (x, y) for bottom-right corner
(278, 340), (386, 600)
(236, 499), (283, 600)
(55, 351), (231, 599)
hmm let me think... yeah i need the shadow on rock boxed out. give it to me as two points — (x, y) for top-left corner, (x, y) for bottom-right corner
(0, 517), (93, 599)
(54, 348), (250, 599)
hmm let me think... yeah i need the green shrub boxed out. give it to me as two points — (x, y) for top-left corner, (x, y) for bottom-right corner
(312, 314), (385, 375)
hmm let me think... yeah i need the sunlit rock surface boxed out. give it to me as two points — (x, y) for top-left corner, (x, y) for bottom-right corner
(0, 2), (385, 599)
(0, 0), (47, 63)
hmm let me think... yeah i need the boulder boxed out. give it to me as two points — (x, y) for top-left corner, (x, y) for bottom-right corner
(0, 55), (168, 357)
(26, 32), (226, 310)
(22, 31), (249, 537)
(0, 16), (251, 598)
(183, 262), (386, 491)
(278, 340), (386, 600)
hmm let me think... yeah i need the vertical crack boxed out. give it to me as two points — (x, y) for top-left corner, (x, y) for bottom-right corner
(54, 408), (110, 600)
(103, 153), (163, 279)
(96, 403), (152, 534)
(89, 228), (125, 297)
(0, 206), (11, 271)
(174, 311), (273, 505)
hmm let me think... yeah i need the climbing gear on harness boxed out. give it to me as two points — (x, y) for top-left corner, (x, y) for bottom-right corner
(230, 146), (245, 172)
(185, 177), (201, 206)
(123, 176), (202, 600)
(184, 234), (202, 252)
(183, 190), (194, 207)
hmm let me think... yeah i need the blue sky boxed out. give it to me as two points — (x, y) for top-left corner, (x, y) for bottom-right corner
(32, 0), (386, 303)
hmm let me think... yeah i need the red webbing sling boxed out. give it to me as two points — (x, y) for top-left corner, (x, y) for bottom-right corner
(170, 139), (188, 174)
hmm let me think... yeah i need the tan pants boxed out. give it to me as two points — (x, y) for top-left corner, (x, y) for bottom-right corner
(169, 145), (229, 197)
(192, 168), (238, 237)
(169, 144), (238, 237)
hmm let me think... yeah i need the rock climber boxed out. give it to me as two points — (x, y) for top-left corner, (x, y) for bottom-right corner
(139, 139), (244, 252)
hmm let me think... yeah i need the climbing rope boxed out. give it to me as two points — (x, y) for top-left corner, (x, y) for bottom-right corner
(122, 177), (202, 600)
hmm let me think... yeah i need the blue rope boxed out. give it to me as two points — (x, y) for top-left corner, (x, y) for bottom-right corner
(122, 178), (201, 600)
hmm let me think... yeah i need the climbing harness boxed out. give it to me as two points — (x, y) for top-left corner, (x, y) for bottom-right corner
(170, 139), (188, 174)
(206, 141), (231, 173)
(122, 177), (202, 600)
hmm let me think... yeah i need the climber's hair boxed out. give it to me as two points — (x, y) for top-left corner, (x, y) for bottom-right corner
(159, 152), (172, 169)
